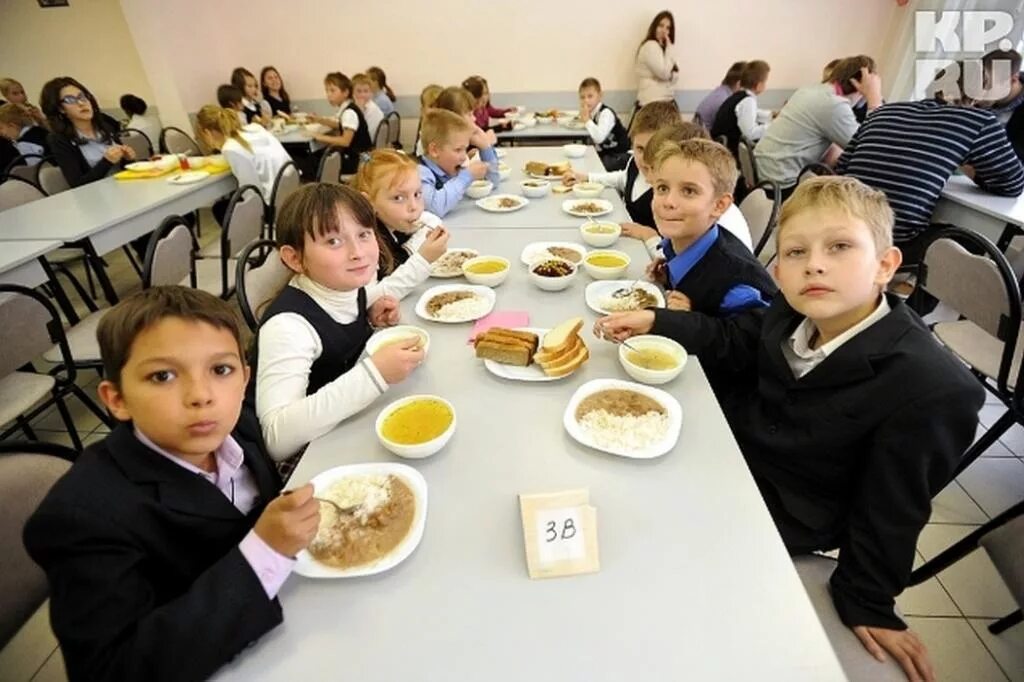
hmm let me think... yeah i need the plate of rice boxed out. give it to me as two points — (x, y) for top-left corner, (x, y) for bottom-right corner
(415, 284), (496, 323)
(585, 280), (666, 314)
(563, 378), (681, 458)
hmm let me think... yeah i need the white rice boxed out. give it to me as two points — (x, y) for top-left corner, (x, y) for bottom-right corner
(578, 409), (669, 451)
(319, 474), (392, 527)
(433, 295), (489, 321)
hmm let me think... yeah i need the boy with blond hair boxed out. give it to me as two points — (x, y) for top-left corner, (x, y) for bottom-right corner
(418, 108), (498, 216)
(597, 177), (983, 682)
(24, 286), (319, 681)
(577, 77), (630, 169)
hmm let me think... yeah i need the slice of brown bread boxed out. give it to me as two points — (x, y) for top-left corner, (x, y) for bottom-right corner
(475, 339), (533, 367)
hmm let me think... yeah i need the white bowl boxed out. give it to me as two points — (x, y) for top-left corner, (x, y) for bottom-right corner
(185, 156), (208, 169)
(572, 182), (604, 198)
(365, 325), (431, 357)
(519, 116), (537, 128)
(155, 155), (180, 170)
(375, 394), (456, 459)
(465, 180), (493, 199)
(582, 250), (631, 280)
(618, 335), (688, 385)
(529, 257), (578, 291)
(579, 221), (621, 248)
(563, 143), (587, 158)
(497, 163), (511, 181)
(461, 255), (510, 287)
(556, 116), (575, 126)
(520, 179), (550, 198)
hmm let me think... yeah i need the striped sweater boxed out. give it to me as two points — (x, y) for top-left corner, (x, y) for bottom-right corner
(835, 100), (1024, 242)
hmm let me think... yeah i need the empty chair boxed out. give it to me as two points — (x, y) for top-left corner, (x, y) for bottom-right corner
(121, 128), (154, 160)
(738, 180), (782, 263)
(143, 214), (196, 289)
(385, 111), (401, 149)
(266, 161), (300, 238)
(737, 138), (759, 189)
(159, 126), (202, 156)
(317, 149), (342, 184)
(236, 238), (293, 332)
(0, 175), (46, 210)
(196, 185), (265, 297)
(38, 165), (70, 195)
(373, 119), (391, 150)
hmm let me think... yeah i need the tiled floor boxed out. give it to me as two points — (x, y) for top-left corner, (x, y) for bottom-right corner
(2, 223), (1024, 681)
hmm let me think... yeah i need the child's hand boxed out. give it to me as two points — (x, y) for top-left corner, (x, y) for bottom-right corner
(851, 67), (883, 107)
(622, 222), (659, 242)
(593, 311), (656, 342)
(853, 625), (934, 682)
(121, 145), (137, 161)
(646, 259), (668, 285)
(562, 170), (587, 186)
(253, 483), (321, 558)
(371, 339), (425, 385)
(466, 160), (489, 180)
(369, 295), (401, 328)
(104, 146), (126, 163)
(485, 129), (498, 147)
(666, 291), (692, 311)
(417, 227), (450, 263)
(579, 101), (591, 121)
(469, 126), (491, 150)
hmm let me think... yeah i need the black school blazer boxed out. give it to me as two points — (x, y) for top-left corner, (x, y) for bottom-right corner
(651, 294), (984, 629)
(24, 424), (285, 682)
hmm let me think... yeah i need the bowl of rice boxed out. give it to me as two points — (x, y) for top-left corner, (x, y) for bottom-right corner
(415, 285), (496, 323)
(563, 378), (682, 458)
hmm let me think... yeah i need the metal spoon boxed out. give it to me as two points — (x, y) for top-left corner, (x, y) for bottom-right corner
(313, 497), (361, 517)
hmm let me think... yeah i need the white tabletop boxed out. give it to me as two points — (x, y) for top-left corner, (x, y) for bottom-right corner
(0, 239), (61, 288)
(498, 121), (591, 142)
(0, 173), (237, 256)
(215, 228), (844, 682)
(443, 147), (630, 230)
(273, 127), (324, 151)
(938, 175), (1024, 228)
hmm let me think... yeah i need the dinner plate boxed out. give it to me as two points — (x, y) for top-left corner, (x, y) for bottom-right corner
(125, 161), (157, 172)
(562, 198), (613, 218)
(519, 241), (587, 266)
(429, 248), (479, 278)
(476, 194), (530, 213)
(563, 119), (587, 130)
(294, 462), (428, 578)
(584, 280), (666, 315)
(415, 284), (496, 323)
(167, 170), (209, 185)
(480, 327), (564, 383)
(563, 378), (682, 459)
(526, 171), (568, 182)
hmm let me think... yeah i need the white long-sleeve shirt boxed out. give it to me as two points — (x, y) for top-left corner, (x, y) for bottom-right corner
(735, 92), (769, 143)
(221, 124), (292, 199)
(643, 204), (753, 256)
(635, 40), (679, 106)
(588, 163), (651, 201)
(585, 105), (617, 145)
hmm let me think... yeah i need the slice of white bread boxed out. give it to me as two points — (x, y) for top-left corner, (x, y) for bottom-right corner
(535, 334), (583, 367)
(540, 317), (584, 352)
(542, 340), (590, 377)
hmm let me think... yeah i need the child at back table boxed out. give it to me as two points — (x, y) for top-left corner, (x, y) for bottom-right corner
(597, 177), (984, 682)
(577, 77), (630, 170)
(311, 72), (374, 174)
(418, 108), (498, 216)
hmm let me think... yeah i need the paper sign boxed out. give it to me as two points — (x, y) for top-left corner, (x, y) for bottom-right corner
(519, 489), (599, 579)
(468, 310), (530, 343)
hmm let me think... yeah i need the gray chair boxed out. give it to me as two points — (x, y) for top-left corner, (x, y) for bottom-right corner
(142, 215), (196, 289)
(373, 119), (391, 150)
(121, 128), (154, 160)
(0, 175), (46, 210)
(737, 138), (759, 189)
(0, 442), (75, 648)
(385, 111), (401, 149)
(197, 185), (265, 297)
(317, 149), (342, 184)
(266, 162), (300, 238)
(158, 126), (201, 156)
(236, 238), (292, 332)
(38, 165), (70, 195)
(738, 180), (782, 263)
(2, 153), (47, 184)
(794, 556), (907, 681)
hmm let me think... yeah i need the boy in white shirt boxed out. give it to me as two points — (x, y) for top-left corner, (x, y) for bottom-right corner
(578, 77), (630, 170)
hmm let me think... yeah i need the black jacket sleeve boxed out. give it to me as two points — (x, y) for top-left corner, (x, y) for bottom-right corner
(650, 306), (766, 375)
(24, 503), (284, 682)
(46, 133), (116, 188)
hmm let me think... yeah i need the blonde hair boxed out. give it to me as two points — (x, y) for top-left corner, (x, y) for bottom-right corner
(433, 86), (475, 116)
(354, 149), (419, 197)
(778, 176), (894, 251)
(351, 73), (372, 90)
(647, 132), (737, 197)
(0, 78), (23, 100)
(420, 84), (443, 110)
(421, 108), (473, 150)
(195, 105), (252, 153)
(0, 103), (34, 127)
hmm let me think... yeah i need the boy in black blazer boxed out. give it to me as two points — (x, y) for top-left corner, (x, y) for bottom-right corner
(24, 287), (320, 682)
(597, 177), (983, 682)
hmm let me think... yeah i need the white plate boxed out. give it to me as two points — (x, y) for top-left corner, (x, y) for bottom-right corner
(562, 198), (613, 218)
(585, 280), (666, 315)
(429, 248), (479, 278)
(480, 327), (560, 382)
(519, 241), (587, 266)
(294, 462), (428, 578)
(563, 378), (682, 459)
(415, 284), (496, 323)
(476, 194), (529, 213)
(167, 170), (209, 185)
(526, 171), (569, 181)
(125, 161), (156, 172)
(564, 119), (587, 130)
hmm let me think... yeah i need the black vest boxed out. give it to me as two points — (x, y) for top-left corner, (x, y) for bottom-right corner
(593, 103), (630, 156)
(710, 90), (751, 158)
(669, 228), (778, 315)
(338, 102), (373, 174)
(242, 102), (260, 124)
(623, 157), (655, 228)
(377, 217), (411, 279)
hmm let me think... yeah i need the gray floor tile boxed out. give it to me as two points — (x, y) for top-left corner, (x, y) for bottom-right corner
(930, 482), (989, 524)
(917, 524), (1018, 619)
(0, 602), (57, 682)
(969, 618), (1024, 682)
(30, 648), (66, 682)
(905, 616), (1009, 681)
(956, 458), (1024, 517)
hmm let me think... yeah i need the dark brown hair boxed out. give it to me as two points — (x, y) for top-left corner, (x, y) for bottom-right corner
(324, 72), (352, 97)
(579, 77), (602, 93)
(216, 84), (243, 109)
(830, 55), (876, 95)
(629, 99), (682, 138)
(230, 67), (256, 92)
(39, 76), (117, 142)
(740, 60), (771, 90)
(722, 61), (747, 87)
(461, 76), (486, 100)
(821, 58), (841, 82)
(97, 286), (246, 387)
(260, 66), (290, 108)
(367, 66), (396, 101)
(639, 10), (675, 50)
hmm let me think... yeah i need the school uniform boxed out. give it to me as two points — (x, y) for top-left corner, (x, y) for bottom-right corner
(418, 148), (500, 217)
(334, 100), (372, 174)
(585, 103), (629, 170)
(377, 216), (412, 277)
(47, 117), (125, 187)
(240, 99), (261, 125)
(649, 293), (985, 628)
(264, 93), (291, 116)
(710, 89), (767, 157)
(589, 156), (654, 228)
(23, 424), (287, 682)
(660, 225), (777, 315)
(989, 74), (1024, 161)
(13, 125), (50, 160)
(373, 91), (394, 117)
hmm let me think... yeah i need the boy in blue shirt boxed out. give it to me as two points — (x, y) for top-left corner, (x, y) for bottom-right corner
(418, 108), (499, 216)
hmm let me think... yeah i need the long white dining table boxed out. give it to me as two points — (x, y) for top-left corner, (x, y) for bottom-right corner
(214, 227), (845, 682)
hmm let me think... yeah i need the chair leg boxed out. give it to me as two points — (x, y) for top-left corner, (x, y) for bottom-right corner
(53, 396), (84, 451)
(952, 409), (1016, 480)
(16, 415), (38, 441)
(989, 609), (1022, 634)
(122, 246), (144, 278)
(69, 384), (115, 428)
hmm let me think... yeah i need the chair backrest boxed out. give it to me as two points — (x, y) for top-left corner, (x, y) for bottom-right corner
(236, 238), (293, 331)
(268, 161), (300, 227)
(159, 126), (201, 156)
(385, 111), (401, 148)
(737, 139), (759, 189)
(714, 134), (728, 148)
(739, 180), (782, 259)
(0, 450), (73, 647)
(222, 185), (266, 258)
(797, 163), (835, 185)
(121, 128), (154, 159)
(2, 153), (46, 183)
(143, 215), (195, 288)
(0, 284), (75, 378)
(37, 165), (70, 195)
(317, 149), (342, 184)
(0, 175), (46, 211)
(374, 119), (390, 150)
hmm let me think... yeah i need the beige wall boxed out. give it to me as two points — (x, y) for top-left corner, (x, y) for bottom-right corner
(0, 0), (153, 108)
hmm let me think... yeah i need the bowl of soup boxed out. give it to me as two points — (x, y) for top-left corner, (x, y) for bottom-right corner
(461, 255), (510, 287)
(579, 220), (621, 248)
(466, 180), (494, 199)
(497, 163), (512, 181)
(618, 335), (687, 385)
(365, 325), (431, 357)
(520, 179), (550, 198)
(582, 250), (631, 280)
(375, 395), (456, 459)
(563, 143), (587, 158)
(572, 181), (604, 198)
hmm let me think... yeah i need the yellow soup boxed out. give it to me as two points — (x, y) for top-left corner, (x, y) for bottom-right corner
(381, 399), (453, 445)
(466, 259), (507, 274)
(626, 347), (678, 371)
(380, 335), (423, 351)
(586, 225), (616, 234)
(588, 254), (626, 268)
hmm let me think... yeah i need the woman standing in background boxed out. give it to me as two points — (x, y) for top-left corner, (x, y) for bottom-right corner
(635, 11), (679, 107)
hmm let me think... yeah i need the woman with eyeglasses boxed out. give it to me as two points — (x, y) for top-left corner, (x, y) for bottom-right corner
(40, 76), (136, 187)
